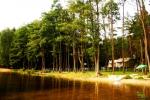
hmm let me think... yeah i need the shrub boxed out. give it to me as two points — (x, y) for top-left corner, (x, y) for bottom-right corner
(124, 75), (132, 79)
(137, 76), (144, 79)
(44, 70), (51, 73)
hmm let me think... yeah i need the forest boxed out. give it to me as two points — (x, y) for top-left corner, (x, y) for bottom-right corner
(0, 0), (150, 75)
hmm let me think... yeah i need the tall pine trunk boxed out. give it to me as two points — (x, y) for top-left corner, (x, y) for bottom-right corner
(52, 44), (55, 71)
(102, 15), (109, 67)
(67, 46), (70, 71)
(122, 0), (125, 73)
(110, 0), (115, 74)
(140, 39), (144, 63)
(137, 0), (150, 72)
(73, 33), (76, 72)
(68, 47), (70, 71)
(41, 48), (45, 71)
(95, 0), (100, 76)
(59, 41), (62, 72)
(80, 43), (84, 72)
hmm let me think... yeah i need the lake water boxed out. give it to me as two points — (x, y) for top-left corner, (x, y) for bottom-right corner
(0, 72), (150, 100)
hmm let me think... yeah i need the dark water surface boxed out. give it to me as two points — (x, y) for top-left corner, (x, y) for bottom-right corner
(0, 73), (150, 100)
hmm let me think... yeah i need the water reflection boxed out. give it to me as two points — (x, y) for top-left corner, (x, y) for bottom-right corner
(0, 72), (150, 100)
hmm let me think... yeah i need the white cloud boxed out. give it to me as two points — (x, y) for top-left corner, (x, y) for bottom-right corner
(0, 0), (149, 31)
(0, 0), (52, 31)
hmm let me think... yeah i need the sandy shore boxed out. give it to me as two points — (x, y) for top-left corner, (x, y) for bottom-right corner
(120, 79), (150, 87)
(1, 69), (150, 87)
(0, 68), (12, 72)
(41, 73), (150, 87)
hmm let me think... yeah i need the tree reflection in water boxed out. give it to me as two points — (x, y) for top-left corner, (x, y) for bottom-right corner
(0, 73), (150, 100)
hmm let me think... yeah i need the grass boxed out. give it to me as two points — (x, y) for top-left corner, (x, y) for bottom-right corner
(12, 69), (148, 79)
(100, 71), (143, 76)
(10, 69), (150, 87)
(47, 71), (97, 79)
(13, 69), (144, 75)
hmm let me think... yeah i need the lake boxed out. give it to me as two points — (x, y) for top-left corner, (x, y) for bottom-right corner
(0, 72), (150, 100)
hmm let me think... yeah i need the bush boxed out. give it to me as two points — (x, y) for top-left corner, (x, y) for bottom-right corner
(44, 70), (51, 73)
(124, 75), (132, 79)
(137, 76), (144, 79)
(26, 69), (35, 74)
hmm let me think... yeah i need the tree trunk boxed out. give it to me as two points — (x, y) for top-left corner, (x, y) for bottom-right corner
(81, 44), (84, 72)
(59, 41), (62, 72)
(137, 0), (150, 72)
(95, 0), (100, 76)
(65, 46), (68, 71)
(89, 0), (99, 72)
(102, 15), (109, 67)
(110, 0), (115, 74)
(122, 0), (125, 73)
(53, 56), (55, 71)
(56, 55), (58, 71)
(95, 45), (100, 76)
(73, 43), (76, 72)
(78, 47), (84, 72)
(41, 48), (45, 71)
(53, 44), (55, 71)
(67, 46), (70, 71)
(128, 35), (133, 58)
(140, 39), (144, 63)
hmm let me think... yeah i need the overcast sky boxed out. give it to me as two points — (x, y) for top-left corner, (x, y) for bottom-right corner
(0, 0), (149, 31)
(0, 0), (53, 31)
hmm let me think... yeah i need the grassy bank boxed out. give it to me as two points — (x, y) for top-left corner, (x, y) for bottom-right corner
(11, 69), (150, 87)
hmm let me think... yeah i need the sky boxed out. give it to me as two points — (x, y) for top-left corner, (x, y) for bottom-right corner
(0, 0), (53, 31)
(116, 0), (150, 36)
(0, 0), (149, 31)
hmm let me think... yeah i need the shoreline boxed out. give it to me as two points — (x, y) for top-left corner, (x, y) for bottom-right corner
(0, 68), (12, 72)
(0, 68), (150, 87)
(42, 73), (150, 87)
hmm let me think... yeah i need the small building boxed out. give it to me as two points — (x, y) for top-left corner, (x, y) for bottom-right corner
(107, 58), (130, 68)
